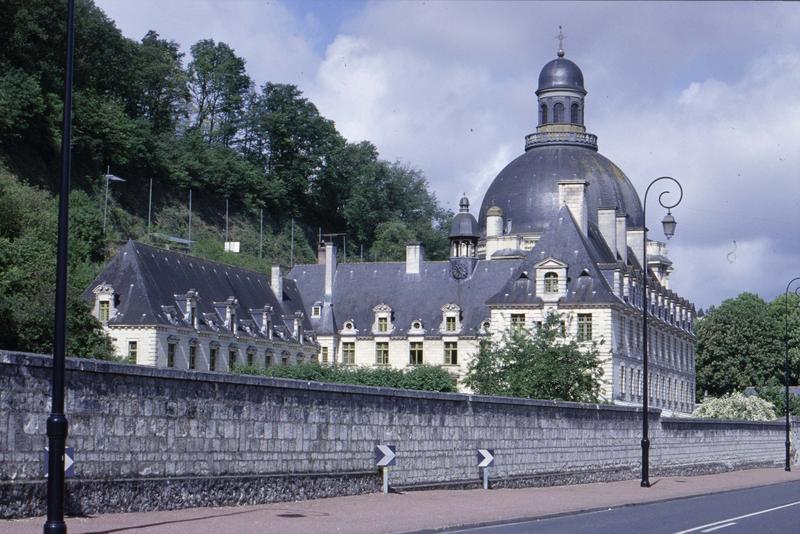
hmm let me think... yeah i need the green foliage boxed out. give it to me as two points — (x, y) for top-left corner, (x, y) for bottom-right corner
(464, 313), (604, 402)
(692, 392), (776, 421)
(0, 170), (114, 359)
(234, 362), (457, 393)
(755, 385), (800, 417)
(695, 293), (786, 397)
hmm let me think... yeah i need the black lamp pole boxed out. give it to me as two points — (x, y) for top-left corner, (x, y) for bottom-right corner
(45, 0), (75, 532)
(784, 277), (799, 472)
(640, 176), (683, 488)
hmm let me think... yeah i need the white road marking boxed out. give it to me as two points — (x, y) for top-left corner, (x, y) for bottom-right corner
(675, 499), (800, 534)
(700, 522), (736, 533)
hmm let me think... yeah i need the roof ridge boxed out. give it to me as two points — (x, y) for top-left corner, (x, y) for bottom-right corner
(131, 241), (272, 279)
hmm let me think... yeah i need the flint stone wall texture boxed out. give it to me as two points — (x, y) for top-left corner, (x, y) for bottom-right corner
(1, 351), (797, 518)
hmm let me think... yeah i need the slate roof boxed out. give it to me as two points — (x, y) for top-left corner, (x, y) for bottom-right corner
(82, 241), (311, 341)
(289, 259), (523, 336)
(487, 206), (619, 306)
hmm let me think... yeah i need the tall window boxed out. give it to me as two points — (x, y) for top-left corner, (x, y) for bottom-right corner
(229, 348), (237, 367)
(99, 301), (110, 322)
(209, 347), (218, 371)
(570, 103), (580, 124)
(553, 102), (564, 122)
(577, 313), (592, 341)
(559, 320), (567, 337)
(541, 104), (548, 124)
(619, 320), (626, 350)
(543, 272), (558, 293)
(409, 342), (423, 365)
(445, 316), (457, 332)
(510, 313), (525, 328)
(127, 341), (137, 362)
(189, 306), (196, 328)
(321, 347), (328, 365)
(189, 344), (197, 370)
(281, 352), (289, 366)
(342, 342), (355, 365)
(375, 342), (389, 365)
(378, 317), (388, 332)
(620, 366), (626, 394)
(265, 351), (273, 367)
(247, 349), (255, 367)
(444, 341), (458, 365)
(167, 343), (176, 368)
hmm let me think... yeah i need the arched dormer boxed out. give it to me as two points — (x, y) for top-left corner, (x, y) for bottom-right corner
(534, 257), (568, 302)
(93, 283), (117, 324)
(440, 304), (462, 333)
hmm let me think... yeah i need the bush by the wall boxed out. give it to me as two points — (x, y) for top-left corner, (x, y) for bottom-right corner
(692, 392), (777, 421)
(234, 363), (457, 393)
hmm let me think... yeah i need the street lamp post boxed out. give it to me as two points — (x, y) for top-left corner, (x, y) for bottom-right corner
(102, 168), (126, 233)
(784, 277), (800, 472)
(640, 176), (683, 488)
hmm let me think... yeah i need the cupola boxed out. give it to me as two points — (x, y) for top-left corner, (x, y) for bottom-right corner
(449, 195), (479, 258)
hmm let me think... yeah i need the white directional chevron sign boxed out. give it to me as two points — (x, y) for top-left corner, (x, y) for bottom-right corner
(477, 448), (495, 468)
(44, 446), (75, 478)
(375, 444), (396, 467)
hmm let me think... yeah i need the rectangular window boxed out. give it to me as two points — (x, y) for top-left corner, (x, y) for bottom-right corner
(189, 345), (197, 370)
(229, 348), (237, 367)
(247, 351), (254, 367)
(167, 343), (176, 368)
(375, 342), (389, 365)
(209, 347), (218, 371)
(378, 317), (388, 332)
(127, 341), (137, 362)
(619, 320), (625, 350)
(510, 313), (525, 328)
(265, 352), (273, 367)
(312, 305), (321, 317)
(445, 316), (457, 332)
(321, 346), (328, 365)
(535, 321), (543, 331)
(444, 341), (458, 365)
(577, 314), (592, 342)
(559, 320), (566, 337)
(409, 342), (423, 365)
(99, 301), (110, 322)
(620, 366), (626, 394)
(628, 319), (634, 351)
(342, 342), (355, 365)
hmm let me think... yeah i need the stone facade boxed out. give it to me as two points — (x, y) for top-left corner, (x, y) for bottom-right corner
(2, 351), (795, 518)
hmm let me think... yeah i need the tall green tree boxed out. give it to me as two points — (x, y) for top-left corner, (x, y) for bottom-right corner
(187, 39), (251, 146)
(132, 31), (189, 134)
(464, 313), (604, 402)
(695, 293), (783, 397)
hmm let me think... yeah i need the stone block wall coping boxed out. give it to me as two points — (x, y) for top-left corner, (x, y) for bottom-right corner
(662, 416), (799, 428)
(1, 351), (661, 416)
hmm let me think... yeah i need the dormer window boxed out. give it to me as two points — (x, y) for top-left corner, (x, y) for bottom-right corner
(440, 303), (462, 333)
(544, 272), (559, 293)
(413, 321), (422, 330)
(312, 305), (321, 318)
(372, 304), (393, 335)
(99, 301), (110, 322)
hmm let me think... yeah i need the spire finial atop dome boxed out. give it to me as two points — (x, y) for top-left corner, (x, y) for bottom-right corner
(556, 25), (566, 58)
(459, 194), (470, 212)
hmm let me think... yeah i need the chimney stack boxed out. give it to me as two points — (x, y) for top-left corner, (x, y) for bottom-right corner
(406, 242), (424, 274)
(615, 214), (628, 265)
(325, 242), (336, 298)
(558, 180), (588, 235)
(597, 208), (617, 257)
(271, 265), (283, 302)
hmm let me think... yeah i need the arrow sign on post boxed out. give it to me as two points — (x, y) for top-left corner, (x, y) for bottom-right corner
(44, 446), (75, 478)
(375, 444), (396, 467)
(477, 448), (494, 468)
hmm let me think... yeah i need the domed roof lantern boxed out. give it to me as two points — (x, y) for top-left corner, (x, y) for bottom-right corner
(449, 194), (479, 239)
(536, 26), (586, 96)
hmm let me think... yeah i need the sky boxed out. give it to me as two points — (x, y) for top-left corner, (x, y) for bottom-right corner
(95, 0), (800, 310)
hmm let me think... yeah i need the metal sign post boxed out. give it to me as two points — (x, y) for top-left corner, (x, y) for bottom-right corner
(375, 444), (396, 494)
(477, 448), (495, 490)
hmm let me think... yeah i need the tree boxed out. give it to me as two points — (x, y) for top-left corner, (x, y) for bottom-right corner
(755, 385), (800, 418)
(695, 293), (783, 397)
(464, 313), (604, 402)
(370, 220), (416, 261)
(187, 39), (251, 146)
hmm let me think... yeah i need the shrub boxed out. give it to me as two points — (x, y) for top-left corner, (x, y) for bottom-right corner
(234, 362), (456, 393)
(691, 392), (777, 421)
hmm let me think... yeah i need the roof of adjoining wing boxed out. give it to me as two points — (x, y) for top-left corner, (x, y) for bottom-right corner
(289, 259), (523, 335)
(82, 241), (311, 337)
(487, 206), (618, 306)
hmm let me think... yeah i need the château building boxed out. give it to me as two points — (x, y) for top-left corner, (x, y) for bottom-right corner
(85, 44), (697, 413)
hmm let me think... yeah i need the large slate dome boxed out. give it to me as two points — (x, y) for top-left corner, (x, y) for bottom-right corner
(478, 145), (643, 235)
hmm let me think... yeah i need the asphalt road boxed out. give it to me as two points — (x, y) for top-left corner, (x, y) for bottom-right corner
(446, 481), (800, 534)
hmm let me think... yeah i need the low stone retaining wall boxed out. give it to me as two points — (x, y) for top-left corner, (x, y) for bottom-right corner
(1, 351), (796, 518)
